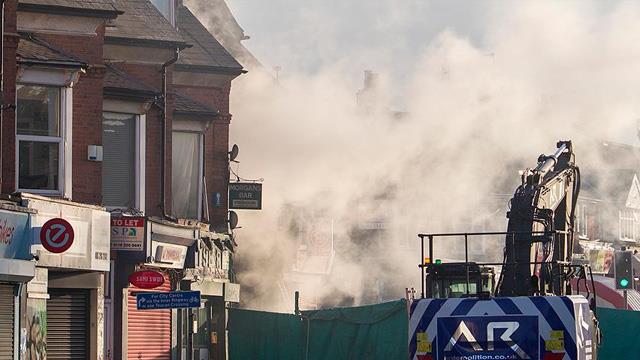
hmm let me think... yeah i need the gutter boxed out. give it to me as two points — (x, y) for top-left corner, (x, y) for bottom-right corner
(17, 3), (122, 19)
(0, 0), (5, 192)
(105, 36), (191, 50)
(173, 109), (220, 117)
(17, 59), (86, 69)
(174, 63), (246, 76)
(103, 87), (159, 101)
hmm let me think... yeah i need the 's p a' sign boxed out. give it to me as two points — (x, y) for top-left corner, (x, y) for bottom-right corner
(40, 218), (75, 254)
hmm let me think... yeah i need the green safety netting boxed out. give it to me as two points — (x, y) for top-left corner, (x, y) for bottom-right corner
(228, 308), (305, 360)
(228, 299), (408, 360)
(597, 307), (640, 360)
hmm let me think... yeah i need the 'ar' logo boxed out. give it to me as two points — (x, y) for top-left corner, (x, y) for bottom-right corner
(444, 321), (530, 359)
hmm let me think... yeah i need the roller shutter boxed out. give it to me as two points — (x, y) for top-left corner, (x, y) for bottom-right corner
(47, 289), (90, 360)
(0, 283), (15, 359)
(127, 272), (171, 360)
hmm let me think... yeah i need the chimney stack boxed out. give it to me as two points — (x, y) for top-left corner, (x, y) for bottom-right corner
(363, 70), (379, 90)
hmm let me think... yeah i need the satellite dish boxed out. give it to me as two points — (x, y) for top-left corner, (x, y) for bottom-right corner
(228, 211), (239, 230)
(229, 144), (239, 162)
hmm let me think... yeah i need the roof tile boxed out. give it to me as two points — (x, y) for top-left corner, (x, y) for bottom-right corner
(174, 91), (219, 116)
(176, 6), (243, 71)
(17, 36), (86, 67)
(106, 0), (186, 46)
(103, 64), (159, 95)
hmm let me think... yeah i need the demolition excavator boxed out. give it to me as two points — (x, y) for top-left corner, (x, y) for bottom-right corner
(410, 141), (600, 360)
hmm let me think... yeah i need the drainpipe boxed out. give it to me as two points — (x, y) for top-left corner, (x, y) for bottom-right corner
(0, 0), (5, 191)
(160, 48), (180, 218)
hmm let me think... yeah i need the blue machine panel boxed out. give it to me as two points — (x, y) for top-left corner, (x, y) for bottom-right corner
(437, 315), (539, 359)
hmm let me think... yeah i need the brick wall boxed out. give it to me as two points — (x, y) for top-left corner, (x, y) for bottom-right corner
(208, 116), (230, 229)
(72, 67), (105, 204)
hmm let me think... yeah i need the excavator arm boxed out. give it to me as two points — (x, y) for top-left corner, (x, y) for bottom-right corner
(497, 141), (581, 297)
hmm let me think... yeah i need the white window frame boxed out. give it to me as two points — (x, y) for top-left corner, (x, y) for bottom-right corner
(150, 0), (176, 26)
(172, 130), (204, 220)
(619, 209), (639, 242)
(101, 112), (146, 213)
(15, 85), (72, 198)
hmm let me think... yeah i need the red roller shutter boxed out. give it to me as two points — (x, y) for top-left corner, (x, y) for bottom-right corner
(126, 272), (171, 360)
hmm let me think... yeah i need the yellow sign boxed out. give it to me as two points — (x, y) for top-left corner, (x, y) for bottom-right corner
(545, 339), (564, 351)
(416, 332), (428, 341)
(417, 341), (432, 353)
(550, 330), (564, 339)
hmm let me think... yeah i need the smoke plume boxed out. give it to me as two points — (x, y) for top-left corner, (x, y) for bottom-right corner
(190, 0), (640, 311)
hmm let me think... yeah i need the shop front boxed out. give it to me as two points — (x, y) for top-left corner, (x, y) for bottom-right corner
(111, 216), (198, 360)
(181, 231), (240, 360)
(21, 193), (110, 360)
(0, 205), (36, 360)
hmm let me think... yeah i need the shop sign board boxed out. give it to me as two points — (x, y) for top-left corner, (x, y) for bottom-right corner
(224, 283), (240, 303)
(151, 241), (188, 269)
(40, 218), (74, 254)
(0, 209), (31, 260)
(228, 183), (262, 210)
(136, 290), (201, 310)
(24, 195), (110, 271)
(191, 281), (223, 296)
(129, 270), (165, 289)
(111, 216), (145, 251)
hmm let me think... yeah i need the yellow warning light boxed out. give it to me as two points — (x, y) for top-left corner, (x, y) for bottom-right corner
(424, 258), (431, 264)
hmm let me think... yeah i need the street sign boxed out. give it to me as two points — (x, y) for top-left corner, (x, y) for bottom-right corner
(40, 218), (74, 254)
(129, 270), (165, 289)
(228, 183), (262, 210)
(136, 291), (201, 310)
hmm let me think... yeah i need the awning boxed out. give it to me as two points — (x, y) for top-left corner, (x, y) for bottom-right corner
(0, 258), (35, 283)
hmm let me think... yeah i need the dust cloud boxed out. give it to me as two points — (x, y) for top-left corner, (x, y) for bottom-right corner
(190, 1), (640, 311)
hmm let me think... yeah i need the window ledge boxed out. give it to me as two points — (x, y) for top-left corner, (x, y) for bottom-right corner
(17, 189), (63, 198)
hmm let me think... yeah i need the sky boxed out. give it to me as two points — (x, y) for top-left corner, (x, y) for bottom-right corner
(225, 0), (628, 122)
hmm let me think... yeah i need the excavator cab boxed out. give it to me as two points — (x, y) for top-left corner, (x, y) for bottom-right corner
(425, 262), (495, 298)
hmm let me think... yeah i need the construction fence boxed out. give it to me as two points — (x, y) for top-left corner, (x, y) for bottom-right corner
(228, 299), (409, 360)
(598, 307), (640, 359)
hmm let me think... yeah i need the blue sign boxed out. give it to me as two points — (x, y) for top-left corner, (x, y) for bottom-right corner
(0, 209), (31, 260)
(437, 315), (539, 360)
(136, 291), (201, 310)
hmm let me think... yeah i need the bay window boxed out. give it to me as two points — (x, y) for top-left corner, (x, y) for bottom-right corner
(172, 131), (203, 219)
(17, 84), (69, 195)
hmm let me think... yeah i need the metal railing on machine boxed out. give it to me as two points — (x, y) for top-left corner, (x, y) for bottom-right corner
(416, 230), (598, 312)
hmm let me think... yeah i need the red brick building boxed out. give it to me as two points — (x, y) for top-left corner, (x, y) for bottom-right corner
(0, 0), (245, 359)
